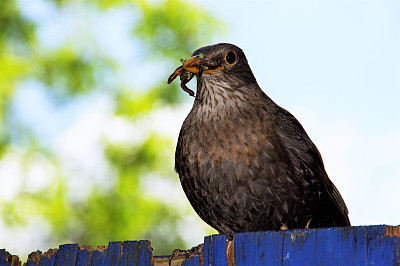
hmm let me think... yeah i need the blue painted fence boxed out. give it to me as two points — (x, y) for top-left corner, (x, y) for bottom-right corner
(1, 225), (399, 265)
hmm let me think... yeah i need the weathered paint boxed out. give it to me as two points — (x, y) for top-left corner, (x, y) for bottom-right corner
(54, 244), (79, 266)
(100, 242), (122, 266)
(234, 230), (283, 265)
(203, 234), (227, 265)
(1, 225), (399, 265)
(76, 248), (91, 266)
(89, 250), (103, 266)
(120, 241), (138, 266)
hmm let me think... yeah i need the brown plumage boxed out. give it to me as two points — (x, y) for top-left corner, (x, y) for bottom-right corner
(170, 43), (350, 239)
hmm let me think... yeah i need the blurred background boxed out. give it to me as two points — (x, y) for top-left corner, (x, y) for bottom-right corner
(0, 0), (399, 261)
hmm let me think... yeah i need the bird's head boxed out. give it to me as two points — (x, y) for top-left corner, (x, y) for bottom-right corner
(168, 43), (258, 99)
(189, 43), (249, 77)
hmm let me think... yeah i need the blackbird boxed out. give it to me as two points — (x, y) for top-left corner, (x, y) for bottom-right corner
(169, 43), (350, 239)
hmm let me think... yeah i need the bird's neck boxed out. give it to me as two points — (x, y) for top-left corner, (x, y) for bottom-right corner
(190, 76), (263, 122)
(194, 78), (233, 114)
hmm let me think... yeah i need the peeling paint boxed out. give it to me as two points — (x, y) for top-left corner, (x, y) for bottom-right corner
(385, 225), (400, 238)
(284, 252), (290, 260)
(291, 232), (306, 242)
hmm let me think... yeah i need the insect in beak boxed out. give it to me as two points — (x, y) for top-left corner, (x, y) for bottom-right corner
(167, 54), (223, 98)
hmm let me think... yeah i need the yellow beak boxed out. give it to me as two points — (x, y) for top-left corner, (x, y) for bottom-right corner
(182, 55), (224, 75)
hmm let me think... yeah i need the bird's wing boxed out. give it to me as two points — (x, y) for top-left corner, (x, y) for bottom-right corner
(275, 107), (350, 225)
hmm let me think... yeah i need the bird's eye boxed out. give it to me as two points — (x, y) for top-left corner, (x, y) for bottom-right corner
(225, 50), (237, 65)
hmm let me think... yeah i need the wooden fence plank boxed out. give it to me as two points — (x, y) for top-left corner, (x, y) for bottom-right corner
(54, 244), (78, 266)
(0, 249), (10, 266)
(38, 257), (50, 266)
(76, 249), (91, 266)
(89, 250), (103, 266)
(203, 235), (212, 265)
(367, 225), (400, 265)
(0, 225), (399, 265)
(181, 256), (200, 266)
(203, 234), (227, 265)
(39, 254), (57, 266)
(137, 240), (152, 266)
(315, 226), (368, 265)
(282, 228), (316, 265)
(26, 260), (36, 266)
(0, 260), (10, 266)
(212, 235), (227, 266)
(120, 241), (138, 266)
(235, 232), (259, 265)
(100, 242), (122, 266)
(39, 249), (58, 266)
(259, 230), (284, 265)
(234, 231), (284, 265)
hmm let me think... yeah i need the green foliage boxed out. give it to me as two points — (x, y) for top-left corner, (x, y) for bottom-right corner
(0, 0), (33, 139)
(0, 0), (35, 51)
(0, 52), (29, 124)
(115, 81), (182, 119)
(134, 0), (223, 61)
(0, 0), (221, 257)
(33, 47), (98, 98)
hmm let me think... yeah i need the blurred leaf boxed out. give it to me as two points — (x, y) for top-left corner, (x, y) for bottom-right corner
(0, 0), (35, 53)
(115, 81), (183, 119)
(134, 0), (225, 61)
(32, 47), (113, 100)
(0, 51), (30, 121)
(115, 89), (159, 118)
